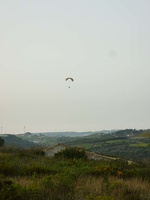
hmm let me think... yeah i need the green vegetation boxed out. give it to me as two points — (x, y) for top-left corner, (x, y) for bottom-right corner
(134, 131), (150, 138)
(130, 143), (149, 147)
(65, 129), (150, 161)
(55, 147), (87, 159)
(0, 137), (4, 147)
(0, 146), (150, 200)
(2, 129), (150, 161)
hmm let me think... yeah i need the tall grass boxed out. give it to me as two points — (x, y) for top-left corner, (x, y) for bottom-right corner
(0, 146), (150, 200)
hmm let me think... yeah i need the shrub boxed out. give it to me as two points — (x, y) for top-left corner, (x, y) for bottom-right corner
(55, 147), (87, 159)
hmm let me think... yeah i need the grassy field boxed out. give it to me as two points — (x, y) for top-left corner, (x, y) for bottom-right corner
(130, 143), (149, 147)
(0, 146), (150, 200)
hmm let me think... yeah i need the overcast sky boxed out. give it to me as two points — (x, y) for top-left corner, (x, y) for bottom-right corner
(0, 0), (150, 134)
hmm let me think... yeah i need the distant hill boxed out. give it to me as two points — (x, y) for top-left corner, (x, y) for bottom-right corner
(1, 134), (38, 148)
(1, 129), (150, 161)
(17, 130), (119, 147)
(133, 131), (150, 138)
(64, 129), (150, 161)
(32, 131), (97, 137)
(31, 130), (117, 137)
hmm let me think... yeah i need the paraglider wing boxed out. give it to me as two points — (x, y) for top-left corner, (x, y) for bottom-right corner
(65, 77), (74, 81)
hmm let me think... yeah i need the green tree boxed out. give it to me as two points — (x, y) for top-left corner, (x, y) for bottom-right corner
(0, 137), (4, 147)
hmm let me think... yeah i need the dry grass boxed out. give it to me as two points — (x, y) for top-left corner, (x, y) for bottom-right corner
(13, 176), (39, 187)
(74, 175), (150, 200)
(125, 178), (150, 199)
(75, 175), (104, 199)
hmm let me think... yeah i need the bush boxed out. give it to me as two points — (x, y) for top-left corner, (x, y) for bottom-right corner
(0, 137), (4, 147)
(55, 147), (87, 159)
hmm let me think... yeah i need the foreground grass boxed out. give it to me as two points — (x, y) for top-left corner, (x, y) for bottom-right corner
(0, 146), (150, 200)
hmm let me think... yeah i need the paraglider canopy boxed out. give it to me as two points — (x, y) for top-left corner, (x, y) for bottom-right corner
(65, 77), (74, 81)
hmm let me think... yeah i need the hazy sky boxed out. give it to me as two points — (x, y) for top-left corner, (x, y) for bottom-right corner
(0, 0), (150, 134)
